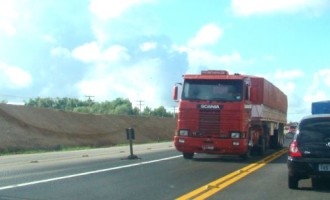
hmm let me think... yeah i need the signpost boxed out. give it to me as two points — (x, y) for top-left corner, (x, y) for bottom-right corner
(126, 128), (138, 159)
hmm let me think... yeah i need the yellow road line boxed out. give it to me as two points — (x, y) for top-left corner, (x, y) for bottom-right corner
(176, 148), (288, 200)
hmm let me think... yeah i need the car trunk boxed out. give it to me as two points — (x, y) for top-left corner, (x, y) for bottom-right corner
(299, 142), (330, 158)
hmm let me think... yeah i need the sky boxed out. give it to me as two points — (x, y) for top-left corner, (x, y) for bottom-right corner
(0, 0), (330, 122)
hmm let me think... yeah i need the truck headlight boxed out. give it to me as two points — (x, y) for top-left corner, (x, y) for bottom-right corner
(179, 130), (189, 136)
(231, 132), (241, 139)
(233, 141), (240, 146)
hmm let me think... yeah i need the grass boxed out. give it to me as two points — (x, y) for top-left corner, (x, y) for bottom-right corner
(0, 145), (97, 156)
(0, 140), (173, 156)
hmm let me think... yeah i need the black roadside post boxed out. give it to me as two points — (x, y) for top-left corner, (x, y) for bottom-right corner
(126, 128), (138, 159)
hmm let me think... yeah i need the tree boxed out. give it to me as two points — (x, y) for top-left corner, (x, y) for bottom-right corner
(73, 106), (91, 113)
(142, 106), (152, 116)
(151, 106), (172, 117)
(23, 97), (173, 117)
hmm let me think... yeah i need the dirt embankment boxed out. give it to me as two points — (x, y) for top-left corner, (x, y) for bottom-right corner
(0, 103), (176, 152)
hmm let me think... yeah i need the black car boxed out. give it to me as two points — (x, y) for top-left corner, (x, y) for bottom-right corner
(287, 114), (330, 189)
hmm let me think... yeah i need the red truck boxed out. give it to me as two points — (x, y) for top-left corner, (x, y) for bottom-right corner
(173, 70), (287, 159)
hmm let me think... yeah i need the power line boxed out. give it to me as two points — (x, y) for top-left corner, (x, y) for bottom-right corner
(85, 95), (95, 107)
(136, 100), (144, 114)
(85, 95), (94, 102)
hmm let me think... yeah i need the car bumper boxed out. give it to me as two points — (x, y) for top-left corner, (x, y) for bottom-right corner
(287, 156), (330, 179)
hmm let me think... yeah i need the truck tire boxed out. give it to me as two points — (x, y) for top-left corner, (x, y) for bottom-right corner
(278, 132), (284, 148)
(257, 137), (266, 155)
(288, 175), (298, 189)
(183, 152), (194, 159)
(270, 130), (284, 149)
(270, 133), (277, 149)
(240, 148), (251, 159)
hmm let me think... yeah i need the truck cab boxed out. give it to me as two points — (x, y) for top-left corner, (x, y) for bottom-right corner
(173, 70), (287, 159)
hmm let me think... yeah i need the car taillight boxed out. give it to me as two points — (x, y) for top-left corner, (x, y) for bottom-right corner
(289, 140), (302, 157)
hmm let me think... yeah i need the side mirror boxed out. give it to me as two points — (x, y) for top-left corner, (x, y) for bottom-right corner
(244, 78), (251, 101)
(245, 85), (251, 100)
(173, 85), (178, 100)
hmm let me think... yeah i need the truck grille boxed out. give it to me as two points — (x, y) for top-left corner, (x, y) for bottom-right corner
(199, 110), (220, 134)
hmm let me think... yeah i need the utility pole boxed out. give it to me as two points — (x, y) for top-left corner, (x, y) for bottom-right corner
(85, 95), (95, 111)
(136, 100), (144, 115)
(173, 106), (177, 118)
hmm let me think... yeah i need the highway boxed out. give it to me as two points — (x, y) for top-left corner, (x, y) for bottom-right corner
(1, 139), (330, 200)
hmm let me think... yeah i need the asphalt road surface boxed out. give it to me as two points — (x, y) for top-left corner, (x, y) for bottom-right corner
(1, 139), (329, 200)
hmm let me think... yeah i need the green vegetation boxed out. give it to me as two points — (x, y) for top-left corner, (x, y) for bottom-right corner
(0, 141), (172, 156)
(24, 97), (173, 117)
(0, 145), (95, 156)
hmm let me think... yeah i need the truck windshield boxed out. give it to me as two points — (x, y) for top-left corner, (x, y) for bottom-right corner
(182, 79), (243, 102)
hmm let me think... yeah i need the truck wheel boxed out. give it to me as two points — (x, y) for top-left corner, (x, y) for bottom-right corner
(288, 175), (298, 189)
(270, 134), (277, 149)
(257, 137), (266, 155)
(240, 149), (251, 160)
(240, 151), (251, 160)
(278, 133), (284, 148)
(183, 152), (194, 159)
(271, 130), (284, 149)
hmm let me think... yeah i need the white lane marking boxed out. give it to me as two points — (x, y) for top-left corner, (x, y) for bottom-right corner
(0, 155), (181, 191)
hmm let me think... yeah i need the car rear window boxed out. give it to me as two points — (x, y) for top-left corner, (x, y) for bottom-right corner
(298, 117), (330, 144)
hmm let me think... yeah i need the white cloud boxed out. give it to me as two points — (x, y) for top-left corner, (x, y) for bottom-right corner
(72, 42), (101, 63)
(183, 23), (253, 72)
(92, 27), (108, 43)
(273, 81), (296, 97)
(0, 63), (32, 88)
(274, 69), (304, 80)
(115, 61), (159, 106)
(89, 0), (153, 20)
(0, 21), (16, 35)
(72, 42), (130, 64)
(186, 49), (253, 72)
(232, 0), (329, 16)
(51, 46), (71, 57)
(274, 68), (330, 121)
(74, 38), (187, 109)
(304, 90), (327, 105)
(76, 59), (160, 107)
(43, 34), (57, 44)
(140, 42), (157, 52)
(283, 82), (296, 94)
(76, 78), (113, 100)
(0, 1), (19, 35)
(102, 45), (130, 62)
(303, 68), (330, 105)
(218, 52), (245, 66)
(318, 69), (330, 87)
(188, 23), (223, 47)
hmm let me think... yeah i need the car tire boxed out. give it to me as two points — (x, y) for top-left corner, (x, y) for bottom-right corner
(288, 175), (298, 189)
(311, 178), (321, 189)
(183, 152), (194, 159)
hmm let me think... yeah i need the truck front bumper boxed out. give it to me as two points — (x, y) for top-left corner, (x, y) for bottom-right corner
(174, 136), (248, 155)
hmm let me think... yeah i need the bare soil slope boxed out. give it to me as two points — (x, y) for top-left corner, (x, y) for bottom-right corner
(0, 103), (176, 152)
